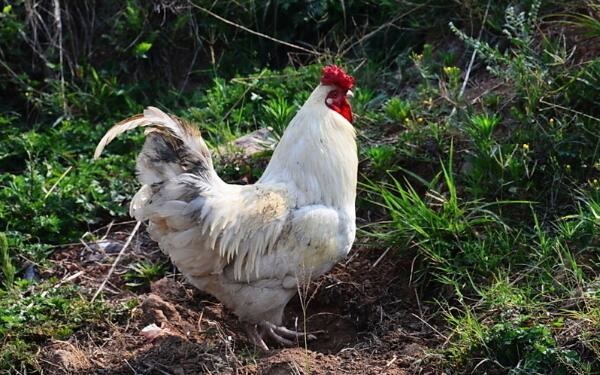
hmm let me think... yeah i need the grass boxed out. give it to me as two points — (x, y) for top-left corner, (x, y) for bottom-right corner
(0, 280), (116, 372)
(0, 0), (599, 373)
(362, 1), (600, 372)
(124, 260), (167, 289)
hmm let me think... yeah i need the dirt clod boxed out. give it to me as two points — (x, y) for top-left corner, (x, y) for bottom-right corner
(139, 293), (182, 326)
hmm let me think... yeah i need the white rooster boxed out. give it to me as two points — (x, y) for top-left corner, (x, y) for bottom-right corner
(94, 65), (357, 350)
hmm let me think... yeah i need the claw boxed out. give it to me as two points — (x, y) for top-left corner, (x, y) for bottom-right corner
(244, 321), (317, 350)
(271, 324), (317, 341)
(263, 324), (295, 346)
(244, 323), (269, 351)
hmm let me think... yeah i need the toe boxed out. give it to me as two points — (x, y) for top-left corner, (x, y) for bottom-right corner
(265, 326), (295, 346)
(259, 321), (317, 346)
(244, 323), (270, 351)
(273, 325), (307, 339)
(272, 325), (317, 341)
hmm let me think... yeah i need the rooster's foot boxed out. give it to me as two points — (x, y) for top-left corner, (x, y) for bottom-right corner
(244, 321), (316, 351)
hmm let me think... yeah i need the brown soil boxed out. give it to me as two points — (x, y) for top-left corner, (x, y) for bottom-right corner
(40, 225), (444, 374)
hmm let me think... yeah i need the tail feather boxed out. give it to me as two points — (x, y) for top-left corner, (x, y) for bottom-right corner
(94, 106), (214, 185)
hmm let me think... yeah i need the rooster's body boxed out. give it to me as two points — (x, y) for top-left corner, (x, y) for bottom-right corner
(95, 66), (357, 350)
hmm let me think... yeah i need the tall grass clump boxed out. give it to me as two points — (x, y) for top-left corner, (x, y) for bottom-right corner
(366, 0), (600, 372)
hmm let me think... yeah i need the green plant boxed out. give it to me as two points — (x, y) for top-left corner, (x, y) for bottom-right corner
(367, 145), (396, 172)
(0, 233), (15, 289)
(442, 66), (462, 98)
(366, 145), (522, 285)
(262, 95), (296, 137)
(461, 113), (537, 199)
(560, 3), (600, 38)
(384, 97), (412, 123)
(450, 0), (600, 208)
(124, 260), (166, 288)
(464, 113), (500, 144)
(0, 280), (112, 371)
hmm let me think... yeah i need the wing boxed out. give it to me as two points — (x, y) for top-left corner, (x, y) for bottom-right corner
(136, 175), (293, 281)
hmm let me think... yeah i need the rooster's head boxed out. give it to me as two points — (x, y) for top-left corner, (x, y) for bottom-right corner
(320, 65), (354, 124)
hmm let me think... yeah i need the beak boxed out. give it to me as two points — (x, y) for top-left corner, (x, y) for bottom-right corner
(346, 90), (354, 99)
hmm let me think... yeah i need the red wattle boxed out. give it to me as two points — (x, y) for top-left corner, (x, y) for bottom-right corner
(338, 101), (353, 123)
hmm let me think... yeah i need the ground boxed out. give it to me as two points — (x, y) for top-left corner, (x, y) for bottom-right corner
(39, 222), (444, 374)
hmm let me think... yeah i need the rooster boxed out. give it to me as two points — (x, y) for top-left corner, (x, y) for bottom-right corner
(94, 65), (357, 350)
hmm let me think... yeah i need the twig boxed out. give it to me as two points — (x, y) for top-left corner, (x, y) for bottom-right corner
(340, 3), (428, 56)
(449, 0), (491, 118)
(189, 2), (320, 56)
(52, 0), (67, 117)
(53, 270), (84, 289)
(458, 0), (491, 100)
(92, 221), (141, 302)
(540, 98), (600, 123)
(371, 246), (392, 269)
(385, 355), (398, 367)
(221, 69), (267, 121)
(411, 313), (448, 341)
(43, 165), (72, 200)
(197, 310), (204, 333)
(101, 220), (115, 241)
(414, 288), (423, 319)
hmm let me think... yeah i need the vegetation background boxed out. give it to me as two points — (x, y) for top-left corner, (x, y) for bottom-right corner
(0, 0), (598, 373)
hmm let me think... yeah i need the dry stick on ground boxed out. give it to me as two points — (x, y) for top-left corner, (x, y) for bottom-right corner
(44, 165), (72, 200)
(52, 0), (67, 117)
(340, 3), (428, 57)
(92, 221), (142, 302)
(188, 2), (321, 56)
(459, 0), (491, 99)
(449, 0), (491, 117)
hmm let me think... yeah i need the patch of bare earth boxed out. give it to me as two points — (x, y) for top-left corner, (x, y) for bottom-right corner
(40, 224), (444, 374)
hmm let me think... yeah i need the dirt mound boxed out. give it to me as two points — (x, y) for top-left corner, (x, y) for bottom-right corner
(41, 228), (443, 374)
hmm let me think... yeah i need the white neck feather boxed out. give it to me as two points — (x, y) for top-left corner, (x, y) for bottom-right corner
(259, 85), (358, 209)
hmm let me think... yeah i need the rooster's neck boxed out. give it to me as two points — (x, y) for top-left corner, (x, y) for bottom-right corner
(259, 102), (357, 209)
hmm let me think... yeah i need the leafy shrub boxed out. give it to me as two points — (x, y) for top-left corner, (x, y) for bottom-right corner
(0, 280), (111, 371)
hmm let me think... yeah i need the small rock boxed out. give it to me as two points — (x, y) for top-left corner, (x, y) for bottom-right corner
(140, 323), (164, 342)
(218, 127), (277, 159)
(22, 263), (39, 282)
(93, 239), (123, 253)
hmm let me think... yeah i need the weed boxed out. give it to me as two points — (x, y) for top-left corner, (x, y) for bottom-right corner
(385, 97), (413, 124)
(262, 95), (296, 137)
(124, 260), (166, 288)
(0, 280), (112, 371)
(0, 233), (15, 289)
(366, 145), (525, 286)
(367, 145), (396, 173)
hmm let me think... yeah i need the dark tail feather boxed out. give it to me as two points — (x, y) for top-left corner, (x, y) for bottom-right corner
(94, 106), (215, 185)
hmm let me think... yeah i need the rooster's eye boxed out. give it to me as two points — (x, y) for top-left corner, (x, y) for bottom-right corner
(329, 90), (339, 98)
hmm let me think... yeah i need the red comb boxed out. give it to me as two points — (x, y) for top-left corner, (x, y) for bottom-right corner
(320, 65), (354, 91)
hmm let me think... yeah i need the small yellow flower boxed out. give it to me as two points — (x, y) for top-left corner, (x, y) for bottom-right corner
(417, 117), (424, 123)
(522, 143), (529, 151)
(423, 97), (433, 108)
(443, 66), (460, 76)
(549, 118), (555, 125)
